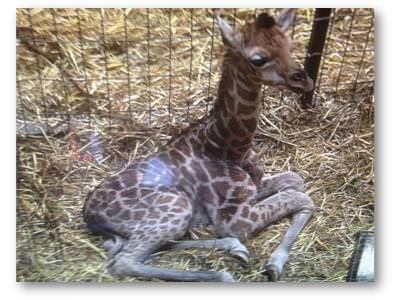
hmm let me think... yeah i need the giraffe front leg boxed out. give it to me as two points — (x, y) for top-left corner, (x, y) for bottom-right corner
(165, 237), (250, 265)
(214, 190), (315, 281)
(263, 203), (314, 281)
(253, 171), (306, 202)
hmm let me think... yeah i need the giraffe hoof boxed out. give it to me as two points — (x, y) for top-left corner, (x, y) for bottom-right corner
(230, 250), (250, 265)
(220, 272), (236, 282)
(264, 264), (280, 282)
(225, 237), (250, 265)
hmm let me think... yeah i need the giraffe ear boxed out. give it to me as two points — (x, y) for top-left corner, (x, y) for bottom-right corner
(277, 8), (297, 32)
(215, 15), (238, 48)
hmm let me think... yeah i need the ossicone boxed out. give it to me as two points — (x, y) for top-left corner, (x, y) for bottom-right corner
(256, 13), (276, 29)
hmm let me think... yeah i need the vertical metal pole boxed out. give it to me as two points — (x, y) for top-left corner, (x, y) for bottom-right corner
(300, 8), (332, 108)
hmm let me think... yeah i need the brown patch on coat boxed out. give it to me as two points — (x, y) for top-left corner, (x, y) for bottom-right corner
(242, 118), (257, 133)
(236, 83), (259, 100)
(205, 162), (227, 179)
(207, 126), (226, 147)
(169, 149), (186, 165)
(123, 199), (136, 206)
(231, 136), (251, 148)
(231, 219), (253, 234)
(160, 216), (169, 223)
(88, 199), (100, 210)
(133, 210), (146, 220)
(232, 186), (255, 199)
(237, 102), (256, 115)
(119, 171), (138, 188)
(228, 117), (246, 136)
(93, 189), (107, 201)
(226, 148), (242, 160)
(250, 211), (258, 222)
(241, 206), (250, 218)
(228, 167), (247, 182)
(171, 207), (184, 214)
(120, 187), (138, 198)
(197, 185), (215, 203)
(171, 219), (181, 225)
(224, 93), (236, 113)
(219, 205), (238, 220)
(106, 201), (122, 217)
(212, 181), (231, 200)
(215, 118), (230, 137)
(106, 180), (123, 191)
(119, 209), (132, 220)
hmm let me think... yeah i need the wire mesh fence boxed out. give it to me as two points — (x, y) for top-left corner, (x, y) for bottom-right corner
(16, 8), (374, 134)
(16, 8), (374, 282)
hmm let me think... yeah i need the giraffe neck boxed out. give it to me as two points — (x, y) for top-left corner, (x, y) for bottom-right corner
(205, 54), (263, 161)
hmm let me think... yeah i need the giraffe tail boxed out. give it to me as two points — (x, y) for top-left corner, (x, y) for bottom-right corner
(86, 222), (127, 257)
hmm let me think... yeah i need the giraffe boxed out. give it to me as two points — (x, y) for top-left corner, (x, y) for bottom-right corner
(83, 9), (315, 282)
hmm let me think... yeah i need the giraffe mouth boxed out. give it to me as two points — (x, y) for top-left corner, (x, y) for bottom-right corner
(288, 86), (312, 94)
(285, 71), (314, 94)
(287, 78), (314, 94)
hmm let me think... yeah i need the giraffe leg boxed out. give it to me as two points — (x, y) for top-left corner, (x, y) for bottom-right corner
(264, 207), (313, 281)
(104, 192), (235, 282)
(253, 171), (306, 202)
(166, 237), (250, 265)
(106, 242), (235, 282)
(215, 188), (314, 281)
(257, 172), (314, 281)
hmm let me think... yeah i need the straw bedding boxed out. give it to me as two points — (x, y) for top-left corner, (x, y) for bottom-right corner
(16, 8), (374, 282)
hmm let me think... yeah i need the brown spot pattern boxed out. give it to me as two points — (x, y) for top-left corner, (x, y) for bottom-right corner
(228, 117), (246, 136)
(231, 220), (253, 233)
(236, 83), (259, 100)
(120, 209), (132, 220)
(120, 187), (138, 198)
(215, 118), (230, 137)
(250, 212), (258, 222)
(106, 180), (123, 191)
(120, 171), (138, 188)
(219, 205), (238, 220)
(133, 210), (146, 220)
(106, 201), (122, 217)
(241, 206), (249, 218)
(197, 185), (214, 203)
(237, 102), (256, 115)
(242, 118), (257, 133)
(169, 149), (186, 164)
(212, 181), (231, 199)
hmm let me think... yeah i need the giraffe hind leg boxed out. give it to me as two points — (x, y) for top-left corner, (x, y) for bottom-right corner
(104, 192), (235, 282)
(106, 238), (235, 282)
(107, 250), (235, 282)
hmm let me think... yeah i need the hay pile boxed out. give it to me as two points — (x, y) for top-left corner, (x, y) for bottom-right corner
(16, 8), (374, 282)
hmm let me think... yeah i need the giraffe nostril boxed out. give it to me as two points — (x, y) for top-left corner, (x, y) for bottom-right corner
(291, 71), (307, 81)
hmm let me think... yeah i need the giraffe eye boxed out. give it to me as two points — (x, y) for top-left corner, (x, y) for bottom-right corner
(250, 56), (271, 67)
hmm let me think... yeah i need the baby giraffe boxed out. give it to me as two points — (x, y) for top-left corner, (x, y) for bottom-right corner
(83, 9), (315, 282)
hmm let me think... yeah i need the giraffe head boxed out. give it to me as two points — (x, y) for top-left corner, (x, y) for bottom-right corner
(216, 9), (313, 94)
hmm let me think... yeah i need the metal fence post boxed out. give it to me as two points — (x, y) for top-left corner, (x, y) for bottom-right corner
(300, 8), (332, 108)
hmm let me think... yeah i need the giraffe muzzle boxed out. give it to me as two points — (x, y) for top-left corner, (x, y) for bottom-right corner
(287, 70), (314, 93)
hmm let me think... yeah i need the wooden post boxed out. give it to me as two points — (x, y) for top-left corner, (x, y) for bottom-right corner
(300, 8), (332, 108)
